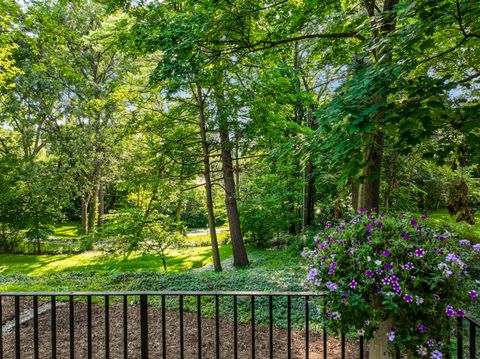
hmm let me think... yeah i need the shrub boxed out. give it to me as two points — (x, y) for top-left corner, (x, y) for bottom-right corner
(303, 211), (479, 357)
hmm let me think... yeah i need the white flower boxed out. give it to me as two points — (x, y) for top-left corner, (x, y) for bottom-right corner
(417, 345), (427, 356)
(367, 256), (372, 262)
(375, 260), (382, 266)
(415, 296), (424, 305)
(358, 329), (365, 336)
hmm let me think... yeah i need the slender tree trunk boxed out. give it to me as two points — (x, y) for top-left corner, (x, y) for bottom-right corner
(303, 160), (315, 227)
(302, 108), (315, 229)
(234, 131), (241, 199)
(88, 185), (99, 234)
(81, 195), (90, 235)
(215, 87), (249, 267)
(196, 84), (222, 272)
(360, 131), (385, 211)
(97, 181), (105, 226)
(352, 182), (359, 211)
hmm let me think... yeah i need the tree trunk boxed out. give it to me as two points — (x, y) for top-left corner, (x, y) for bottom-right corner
(196, 84), (222, 272)
(88, 185), (99, 234)
(215, 87), (249, 267)
(368, 318), (394, 359)
(81, 195), (90, 235)
(97, 182), (105, 226)
(352, 182), (359, 211)
(360, 131), (385, 211)
(302, 108), (316, 229)
(303, 159), (315, 228)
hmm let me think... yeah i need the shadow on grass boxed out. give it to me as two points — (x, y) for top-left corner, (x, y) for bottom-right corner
(0, 244), (233, 276)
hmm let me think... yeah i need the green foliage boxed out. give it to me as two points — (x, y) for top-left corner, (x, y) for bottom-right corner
(304, 212), (479, 356)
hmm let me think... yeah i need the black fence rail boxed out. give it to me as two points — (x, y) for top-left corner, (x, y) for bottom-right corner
(0, 291), (477, 359)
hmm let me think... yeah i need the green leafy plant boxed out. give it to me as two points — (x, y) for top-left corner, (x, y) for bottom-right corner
(304, 212), (479, 357)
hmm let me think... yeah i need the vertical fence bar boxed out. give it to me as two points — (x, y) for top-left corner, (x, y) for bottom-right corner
(305, 295), (309, 359)
(341, 332), (345, 359)
(162, 294), (166, 359)
(105, 295), (110, 359)
(70, 296), (75, 359)
(123, 295), (128, 359)
(323, 301), (327, 359)
(0, 296), (3, 359)
(197, 295), (202, 359)
(233, 295), (238, 359)
(15, 296), (20, 359)
(287, 295), (291, 359)
(87, 296), (92, 359)
(140, 294), (149, 359)
(359, 336), (364, 359)
(33, 296), (39, 359)
(51, 295), (57, 359)
(269, 295), (273, 359)
(215, 295), (220, 359)
(458, 317), (463, 359)
(470, 320), (476, 359)
(179, 295), (184, 359)
(251, 295), (255, 359)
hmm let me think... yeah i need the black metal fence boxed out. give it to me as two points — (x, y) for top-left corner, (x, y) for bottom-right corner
(0, 291), (478, 358)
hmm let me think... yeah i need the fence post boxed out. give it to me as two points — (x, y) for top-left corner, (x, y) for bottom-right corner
(140, 295), (149, 359)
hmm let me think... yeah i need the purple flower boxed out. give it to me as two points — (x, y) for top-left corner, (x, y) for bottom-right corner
(325, 281), (338, 292)
(349, 280), (358, 289)
(417, 323), (427, 333)
(473, 244), (480, 252)
(427, 339), (436, 347)
(377, 222), (383, 229)
(404, 294), (413, 303)
(375, 268), (383, 275)
(415, 248), (424, 257)
(366, 225), (373, 232)
(393, 283), (402, 293)
(307, 268), (318, 281)
(421, 215), (428, 220)
(411, 217), (418, 226)
(459, 240), (470, 246)
(403, 233), (410, 241)
(388, 327), (395, 342)
(438, 235), (446, 242)
(385, 262), (393, 270)
(328, 269), (335, 275)
(365, 269), (373, 278)
(469, 290), (478, 301)
(325, 223), (331, 229)
(403, 262), (414, 270)
(445, 305), (455, 318)
(341, 298), (346, 303)
(456, 309), (465, 318)
(431, 350), (443, 359)
(330, 262), (337, 269)
(446, 253), (459, 262)
(382, 249), (391, 257)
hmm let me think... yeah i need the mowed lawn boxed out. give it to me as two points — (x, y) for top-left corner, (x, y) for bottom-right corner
(419, 209), (480, 242)
(0, 244), (233, 276)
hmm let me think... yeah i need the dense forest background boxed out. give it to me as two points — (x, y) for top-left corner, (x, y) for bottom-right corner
(0, 0), (479, 269)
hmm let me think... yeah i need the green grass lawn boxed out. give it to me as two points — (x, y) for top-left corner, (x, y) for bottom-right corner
(0, 244), (233, 276)
(53, 221), (82, 238)
(419, 209), (480, 243)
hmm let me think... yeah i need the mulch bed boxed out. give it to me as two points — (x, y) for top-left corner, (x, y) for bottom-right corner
(1, 296), (359, 358)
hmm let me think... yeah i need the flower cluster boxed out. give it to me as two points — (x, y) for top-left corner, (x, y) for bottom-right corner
(303, 211), (478, 357)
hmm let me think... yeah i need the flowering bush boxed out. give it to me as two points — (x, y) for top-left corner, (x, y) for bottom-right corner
(303, 211), (479, 357)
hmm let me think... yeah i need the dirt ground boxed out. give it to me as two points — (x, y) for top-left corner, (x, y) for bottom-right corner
(1, 297), (359, 358)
